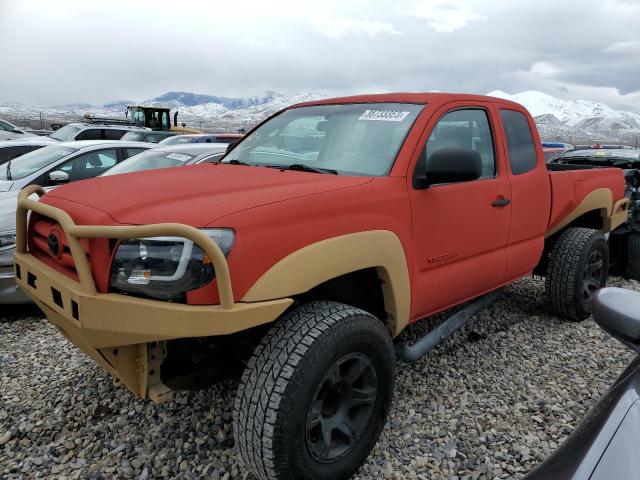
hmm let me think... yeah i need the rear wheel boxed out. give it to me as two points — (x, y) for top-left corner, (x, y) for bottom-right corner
(545, 227), (609, 321)
(626, 233), (640, 281)
(233, 301), (395, 480)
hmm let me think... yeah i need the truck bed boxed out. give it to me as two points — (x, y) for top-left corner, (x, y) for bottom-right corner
(546, 166), (626, 234)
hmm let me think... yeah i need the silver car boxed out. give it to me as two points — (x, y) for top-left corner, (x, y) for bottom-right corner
(0, 140), (152, 192)
(43, 122), (150, 143)
(0, 143), (225, 303)
(103, 142), (228, 176)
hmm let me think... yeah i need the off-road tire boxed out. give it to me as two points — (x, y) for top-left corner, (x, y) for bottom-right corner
(545, 227), (609, 321)
(233, 301), (395, 480)
(626, 233), (640, 281)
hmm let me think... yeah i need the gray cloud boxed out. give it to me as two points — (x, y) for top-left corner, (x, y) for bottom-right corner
(1, 0), (640, 112)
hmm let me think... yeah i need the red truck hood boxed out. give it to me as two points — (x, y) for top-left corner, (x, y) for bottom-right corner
(43, 164), (371, 226)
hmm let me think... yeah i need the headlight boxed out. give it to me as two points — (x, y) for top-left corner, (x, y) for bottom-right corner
(0, 230), (16, 252)
(109, 228), (234, 300)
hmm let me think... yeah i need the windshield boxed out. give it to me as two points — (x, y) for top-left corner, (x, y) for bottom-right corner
(0, 145), (76, 180)
(120, 131), (146, 141)
(159, 136), (196, 146)
(102, 149), (195, 176)
(223, 102), (424, 176)
(129, 108), (146, 127)
(49, 125), (82, 141)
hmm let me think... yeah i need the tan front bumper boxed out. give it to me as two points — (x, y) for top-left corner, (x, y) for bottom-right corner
(14, 186), (293, 401)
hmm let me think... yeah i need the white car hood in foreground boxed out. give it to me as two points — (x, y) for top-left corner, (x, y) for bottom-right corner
(0, 187), (55, 233)
(0, 190), (20, 232)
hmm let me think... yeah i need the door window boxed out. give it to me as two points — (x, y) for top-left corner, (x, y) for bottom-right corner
(54, 148), (118, 181)
(104, 129), (125, 140)
(500, 110), (537, 175)
(124, 148), (146, 159)
(75, 129), (102, 141)
(426, 109), (496, 179)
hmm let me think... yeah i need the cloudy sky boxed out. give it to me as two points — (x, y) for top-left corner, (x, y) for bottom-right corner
(1, 0), (640, 111)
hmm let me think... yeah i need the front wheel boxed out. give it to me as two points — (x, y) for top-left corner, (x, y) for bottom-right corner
(233, 301), (395, 480)
(545, 227), (609, 321)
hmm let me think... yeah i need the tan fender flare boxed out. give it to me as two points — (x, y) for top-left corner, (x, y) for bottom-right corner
(545, 188), (617, 238)
(242, 230), (411, 336)
(605, 197), (631, 232)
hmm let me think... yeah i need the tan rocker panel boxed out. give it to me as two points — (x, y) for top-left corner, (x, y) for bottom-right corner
(545, 188), (627, 238)
(242, 230), (411, 336)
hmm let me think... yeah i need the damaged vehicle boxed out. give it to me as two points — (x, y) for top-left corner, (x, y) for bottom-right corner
(549, 148), (640, 280)
(13, 93), (629, 480)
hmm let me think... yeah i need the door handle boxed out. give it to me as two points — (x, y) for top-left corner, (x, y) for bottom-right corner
(492, 197), (511, 207)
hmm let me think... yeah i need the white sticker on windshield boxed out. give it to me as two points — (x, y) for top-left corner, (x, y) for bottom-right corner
(359, 110), (411, 122)
(166, 153), (192, 162)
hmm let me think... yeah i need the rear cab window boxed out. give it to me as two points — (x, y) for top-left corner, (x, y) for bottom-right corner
(500, 110), (538, 175)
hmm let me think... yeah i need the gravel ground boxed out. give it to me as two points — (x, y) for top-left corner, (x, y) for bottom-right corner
(1, 276), (637, 479)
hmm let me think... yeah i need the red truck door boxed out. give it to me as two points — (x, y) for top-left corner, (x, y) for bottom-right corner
(408, 103), (512, 319)
(497, 108), (551, 278)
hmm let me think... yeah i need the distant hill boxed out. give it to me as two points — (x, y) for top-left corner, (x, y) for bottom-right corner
(488, 90), (640, 142)
(0, 91), (328, 132)
(3, 89), (640, 141)
(144, 91), (282, 109)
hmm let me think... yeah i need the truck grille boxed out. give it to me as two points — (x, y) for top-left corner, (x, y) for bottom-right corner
(29, 214), (87, 281)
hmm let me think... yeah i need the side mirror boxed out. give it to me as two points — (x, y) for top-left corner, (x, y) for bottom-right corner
(48, 170), (70, 184)
(592, 288), (640, 353)
(415, 148), (482, 189)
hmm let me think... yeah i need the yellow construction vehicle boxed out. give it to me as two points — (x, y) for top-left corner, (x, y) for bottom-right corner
(125, 106), (202, 134)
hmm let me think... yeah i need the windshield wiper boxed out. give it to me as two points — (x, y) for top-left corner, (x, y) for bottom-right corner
(5, 160), (11, 181)
(273, 163), (338, 175)
(224, 159), (251, 166)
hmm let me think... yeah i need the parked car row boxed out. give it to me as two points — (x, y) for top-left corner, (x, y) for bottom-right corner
(0, 141), (227, 303)
(1, 116), (243, 147)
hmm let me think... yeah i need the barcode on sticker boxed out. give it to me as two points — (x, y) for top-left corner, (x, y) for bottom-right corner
(359, 110), (410, 122)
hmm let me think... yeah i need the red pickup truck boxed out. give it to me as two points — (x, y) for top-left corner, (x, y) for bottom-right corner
(14, 93), (629, 480)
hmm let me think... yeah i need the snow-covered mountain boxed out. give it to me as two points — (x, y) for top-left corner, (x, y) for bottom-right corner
(488, 90), (640, 142)
(0, 91), (329, 133)
(2, 89), (640, 141)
